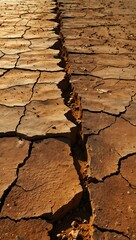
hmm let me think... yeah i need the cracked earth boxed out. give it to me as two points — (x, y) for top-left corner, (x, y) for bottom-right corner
(0, 0), (136, 239)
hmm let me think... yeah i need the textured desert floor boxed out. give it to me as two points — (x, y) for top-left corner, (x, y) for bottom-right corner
(0, 0), (136, 239)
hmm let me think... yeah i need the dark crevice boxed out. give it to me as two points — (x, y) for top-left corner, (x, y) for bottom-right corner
(71, 72), (136, 81)
(0, 215), (52, 224)
(52, 1), (136, 240)
(15, 67), (63, 72)
(82, 108), (117, 116)
(15, 105), (27, 132)
(15, 131), (74, 142)
(0, 133), (17, 138)
(49, 38), (62, 50)
(50, 1), (92, 239)
(62, 24), (119, 29)
(66, 51), (134, 56)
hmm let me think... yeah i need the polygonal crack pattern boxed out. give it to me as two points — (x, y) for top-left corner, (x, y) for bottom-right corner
(1, 0), (136, 239)
(0, 0), (83, 239)
(0, 138), (82, 221)
(58, 0), (136, 239)
(0, 0), (76, 140)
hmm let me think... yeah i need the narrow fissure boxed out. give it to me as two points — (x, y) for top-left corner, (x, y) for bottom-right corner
(51, 1), (93, 239)
(94, 224), (130, 239)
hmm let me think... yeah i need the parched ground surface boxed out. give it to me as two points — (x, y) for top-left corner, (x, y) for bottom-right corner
(0, 0), (83, 239)
(0, 0), (136, 240)
(59, 0), (136, 239)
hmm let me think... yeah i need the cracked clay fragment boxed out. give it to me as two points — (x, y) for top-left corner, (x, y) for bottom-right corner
(17, 50), (62, 71)
(123, 95), (136, 126)
(89, 175), (136, 239)
(121, 155), (136, 187)
(82, 111), (115, 135)
(17, 99), (76, 139)
(0, 137), (29, 200)
(0, 105), (24, 134)
(0, 69), (39, 89)
(0, 138), (82, 220)
(0, 218), (52, 240)
(87, 118), (136, 180)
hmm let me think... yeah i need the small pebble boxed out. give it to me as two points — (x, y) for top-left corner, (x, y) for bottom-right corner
(69, 229), (80, 239)
(57, 233), (62, 239)
(83, 219), (88, 224)
(62, 235), (67, 240)
(71, 220), (78, 228)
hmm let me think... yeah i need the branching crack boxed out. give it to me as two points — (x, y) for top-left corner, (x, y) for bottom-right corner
(94, 224), (130, 239)
(0, 69), (9, 77)
(123, 92), (136, 113)
(82, 91), (136, 120)
(93, 117), (116, 136)
(89, 152), (136, 184)
(16, 180), (48, 193)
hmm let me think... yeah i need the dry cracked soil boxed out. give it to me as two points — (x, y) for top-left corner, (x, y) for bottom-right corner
(0, 0), (136, 240)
